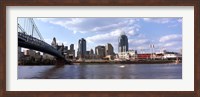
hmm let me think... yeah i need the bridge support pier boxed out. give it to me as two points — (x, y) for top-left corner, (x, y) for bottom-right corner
(55, 58), (65, 65)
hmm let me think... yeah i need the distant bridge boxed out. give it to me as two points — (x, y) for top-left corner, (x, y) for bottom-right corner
(18, 18), (71, 65)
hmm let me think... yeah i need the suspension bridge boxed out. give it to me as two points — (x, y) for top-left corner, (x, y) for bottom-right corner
(18, 18), (71, 65)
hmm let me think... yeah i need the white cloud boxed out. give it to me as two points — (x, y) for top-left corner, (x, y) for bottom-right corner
(161, 41), (182, 52)
(128, 39), (152, 53)
(37, 18), (141, 54)
(86, 27), (139, 44)
(129, 39), (150, 45)
(90, 19), (137, 32)
(36, 18), (55, 22)
(86, 33), (110, 43)
(164, 42), (178, 47)
(86, 29), (122, 43)
(143, 18), (171, 24)
(158, 34), (182, 52)
(36, 18), (139, 34)
(159, 34), (182, 42)
(85, 28), (140, 53)
(57, 41), (68, 46)
(168, 24), (178, 28)
(36, 18), (182, 53)
(167, 18), (182, 28)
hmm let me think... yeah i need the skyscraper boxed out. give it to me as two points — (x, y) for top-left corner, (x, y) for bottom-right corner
(118, 32), (128, 53)
(64, 46), (68, 53)
(51, 37), (57, 47)
(51, 37), (57, 48)
(89, 49), (94, 55)
(95, 45), (105, 58)
(78, 38), (86, 58)
(105, 43), (114, 56)
(69, 44), (75, 59)
(70, 44), (74, 51)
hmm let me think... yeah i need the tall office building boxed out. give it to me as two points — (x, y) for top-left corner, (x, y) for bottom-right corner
(70, 44), (74, 51)
(69, 44), (75, 59)
(57, 43), (64, 54)
(77, 38), (86, 58)
(89, 49), (94, 55)
(118, 32), (128, 53)
(63, 46), (68, 53)
(105, 43), (114, 56)
(51, 37), (57, 49)
(95, 46), (105, 58)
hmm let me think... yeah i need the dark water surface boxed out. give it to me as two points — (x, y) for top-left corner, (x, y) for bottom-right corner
(18, 64), (182, 79)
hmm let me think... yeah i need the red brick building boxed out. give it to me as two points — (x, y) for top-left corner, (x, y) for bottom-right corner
(137, 54), (151, 59)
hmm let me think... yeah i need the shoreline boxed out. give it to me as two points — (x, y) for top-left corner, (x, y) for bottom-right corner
(73, 60), (181, 65)
(18, 60), (182, 66)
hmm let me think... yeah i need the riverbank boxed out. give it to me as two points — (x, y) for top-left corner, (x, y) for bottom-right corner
(18, 59), (181, 66)
(73, 60), (180, 64)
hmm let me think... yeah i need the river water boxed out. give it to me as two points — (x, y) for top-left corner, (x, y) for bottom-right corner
(18, 64), (182, 79)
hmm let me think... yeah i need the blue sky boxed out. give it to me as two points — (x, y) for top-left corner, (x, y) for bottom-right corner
(20, 18), (182, 54)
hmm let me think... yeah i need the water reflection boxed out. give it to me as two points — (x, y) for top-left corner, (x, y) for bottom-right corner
(18, 64), (182, 79)
(37, 65), (65, 79)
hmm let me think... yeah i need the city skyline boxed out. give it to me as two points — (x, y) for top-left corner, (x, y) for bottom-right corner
(17, 17), (183, 79)
(23, 18), (182, 54)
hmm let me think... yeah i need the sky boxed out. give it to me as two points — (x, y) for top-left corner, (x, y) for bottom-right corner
(19, 17), (182, 55)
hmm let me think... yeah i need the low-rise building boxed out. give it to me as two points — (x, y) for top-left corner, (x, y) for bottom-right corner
(137, 53), (151, 60)
(163, 52), (182, 60)
(43, 53), (54, 60)
(24, 49), (36, 57)
(18, 47), (24, 61)
(118, 50), (137, 60)
(95, 46), (105, 59)
(34, 52), (42, 61)
(64, 44), (75, 60)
